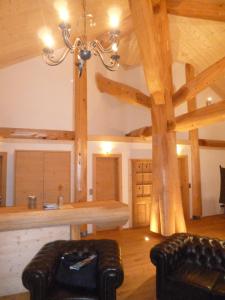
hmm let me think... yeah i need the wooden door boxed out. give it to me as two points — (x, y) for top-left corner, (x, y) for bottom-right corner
(15, 151), (44, 207)
(44, 151), (71, 203)
(93, 154), (122, 202)
(0, 153), (7, 207)
(132, 160), (152, 228)
(93, 154), (122, 230)
(178, 155), (190, 220)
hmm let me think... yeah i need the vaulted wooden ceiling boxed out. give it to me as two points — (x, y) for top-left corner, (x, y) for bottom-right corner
(1, 0), (225, 97)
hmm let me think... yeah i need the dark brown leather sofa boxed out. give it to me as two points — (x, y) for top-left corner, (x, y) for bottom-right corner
(22, 239), (124, 300)
(150, 233), (225, 300)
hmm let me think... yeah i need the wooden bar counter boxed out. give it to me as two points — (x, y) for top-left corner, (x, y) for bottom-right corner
(0, 200), (129, 232)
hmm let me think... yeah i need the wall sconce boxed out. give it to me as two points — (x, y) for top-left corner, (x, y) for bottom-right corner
(206, 96), (213, 106)
(100, 142), (113, 154)
(176, 144), (183, 156)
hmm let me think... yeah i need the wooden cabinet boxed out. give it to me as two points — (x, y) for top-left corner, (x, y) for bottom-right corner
(15, 151), (71, 207)
(132, 159), (152, 228)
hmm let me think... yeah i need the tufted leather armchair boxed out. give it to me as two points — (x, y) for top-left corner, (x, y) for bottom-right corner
(22, 239), (124, 300)
(150, 233), (225, 300)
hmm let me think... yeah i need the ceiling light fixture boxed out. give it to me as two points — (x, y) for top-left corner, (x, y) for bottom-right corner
(42, 0), (120, 77)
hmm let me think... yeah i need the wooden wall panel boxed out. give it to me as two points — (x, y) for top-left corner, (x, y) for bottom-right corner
(43, 152), (71, 204)
(15, 151), (71, 207)
(15, 151), (44, 207)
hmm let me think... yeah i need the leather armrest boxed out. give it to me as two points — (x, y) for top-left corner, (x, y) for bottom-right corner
(150, 233), (189, 274)
(22, 240), (66, 300)
(96, 240), (124, 300)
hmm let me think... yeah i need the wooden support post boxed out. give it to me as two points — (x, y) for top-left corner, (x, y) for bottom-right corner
(186, 64), (202, 218)
(70, 225), (81, 240)
(129, 0), (186, 236)
(129, 0), (165, 104)
(74, 54), (88, 237)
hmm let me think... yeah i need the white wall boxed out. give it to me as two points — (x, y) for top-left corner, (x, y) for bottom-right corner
(0, 53), (150, 136)
(0, 56), (74, 130)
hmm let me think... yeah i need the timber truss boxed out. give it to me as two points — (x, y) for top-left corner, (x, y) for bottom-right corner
(96, 0), (225, 236)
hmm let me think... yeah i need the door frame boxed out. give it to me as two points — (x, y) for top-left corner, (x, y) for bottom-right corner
(0, 152), (7, 207)
(92, 153), (122, 202)
(178, 154), (190, 220)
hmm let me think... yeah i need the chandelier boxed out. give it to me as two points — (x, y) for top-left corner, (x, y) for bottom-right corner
(42, 0), (120, 77)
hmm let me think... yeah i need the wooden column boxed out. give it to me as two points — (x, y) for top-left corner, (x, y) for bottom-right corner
(73, 54), (88, 237)
(186, 64), (202, 218)
(129, 0), (186, 236)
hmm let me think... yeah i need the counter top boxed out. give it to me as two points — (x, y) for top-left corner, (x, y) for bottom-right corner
(0, 200), (129, 232)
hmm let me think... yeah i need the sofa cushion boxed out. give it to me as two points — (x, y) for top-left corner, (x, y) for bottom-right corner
(47, 284), (98, 300)
(170, 263), (220, 291)
(212, 273), (225, 300)
(162, 262), (222, 300)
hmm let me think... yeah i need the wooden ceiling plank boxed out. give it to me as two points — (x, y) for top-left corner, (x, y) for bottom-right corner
(173, 56), (225, 107)
(95, 73), (151, 108)
(173, 100), (225, 131)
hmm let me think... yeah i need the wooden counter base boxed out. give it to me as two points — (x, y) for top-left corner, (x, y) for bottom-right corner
(0, 201), (129, 233)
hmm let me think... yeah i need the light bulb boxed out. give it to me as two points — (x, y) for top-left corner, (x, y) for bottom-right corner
(38, 27), (55, 49)
(59, 7), (69, 22)
(108, 7), (121, 29)
(112, 42), (118, 52)
(54, 0), (69, 22)
(206, 96), (213, 106)
(176, 144), (183, 156)
(100, 142), (113, 154)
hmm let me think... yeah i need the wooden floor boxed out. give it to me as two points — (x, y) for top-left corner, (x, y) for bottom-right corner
(2, 214), (225, 300)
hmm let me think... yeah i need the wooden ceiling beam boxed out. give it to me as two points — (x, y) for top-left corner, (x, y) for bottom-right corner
(96, 73), (151, 108)
(199, 139), (225, 149)
(172, 100), (225, 131)
(0, 128), (74, 141)
(173, 56), (225, 107)
(167, 0), (225, 22)
(126, 126), (152, 137)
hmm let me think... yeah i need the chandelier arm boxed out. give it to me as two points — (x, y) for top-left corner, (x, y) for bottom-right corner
(43, 48), (70, 66)
(90, 40), (114, 54)
(94, 49), (118, 71)
(62, 29), (79, 51)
